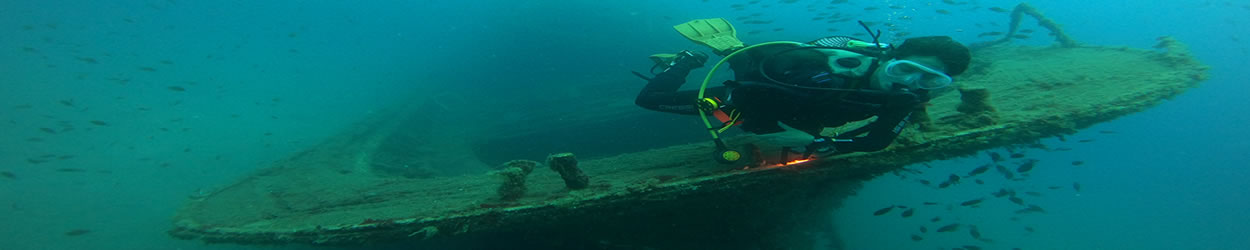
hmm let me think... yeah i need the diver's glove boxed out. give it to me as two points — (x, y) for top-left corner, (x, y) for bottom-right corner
(667, 50), (708, 71)
(803, 136), (840, 159)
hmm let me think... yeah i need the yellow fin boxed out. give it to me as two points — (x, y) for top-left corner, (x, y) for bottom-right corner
(673, 18), (744, 54)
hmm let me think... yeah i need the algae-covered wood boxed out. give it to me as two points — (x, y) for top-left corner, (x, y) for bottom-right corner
(168, 38), (1206, 247)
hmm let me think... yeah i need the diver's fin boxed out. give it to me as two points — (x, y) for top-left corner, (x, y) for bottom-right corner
(648, 53), (678, 66)
(630, 71), (653, 81)
(673, 18), (744, 55)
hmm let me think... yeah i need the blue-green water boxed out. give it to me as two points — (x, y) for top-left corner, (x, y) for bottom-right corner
(1, 0), (1247, 249)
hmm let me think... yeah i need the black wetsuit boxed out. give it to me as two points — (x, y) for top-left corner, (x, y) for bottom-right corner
(635, 51), (925, 153)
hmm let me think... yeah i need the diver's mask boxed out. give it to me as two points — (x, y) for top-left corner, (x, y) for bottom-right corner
(874, 59), (953, 91)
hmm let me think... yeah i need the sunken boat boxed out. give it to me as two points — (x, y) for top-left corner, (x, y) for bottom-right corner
(168, 4), (1209, 249)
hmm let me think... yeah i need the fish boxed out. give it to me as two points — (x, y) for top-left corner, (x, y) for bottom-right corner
(55, 168), (87, 173)
(1073, 182), (1082, 192)
(969, 225), (982, 239)
(873, 205), (896, 216)
(988, 7), (1009, 13)
(910, 234), (923, 241)
(1012, 34), (1030, 39)
(58, 99), (77, 108)
(1071, 161), (1085, 166)
(960, 198), (984, 206)
(75, 57), (98, 64)
(1015, 204), (1046, 214)
(988, 152), (1003, 162)
(1024, 191), (1042, 197)
(888, 5), (905, 9)
(963, 245), (983, 250)
(89, 120), (109, 126)
(974, 179), (984, 184)
(919, 226), (928, 233)
(772, 28), (785, 31)
(936, 9), (951, 14)
(918, 179), (931, 185)
(941, 0), (958, 4)
(39, 128), (57, 134)
(1020, 29), (1035, 33)
(1009, 153), (1025, 159)
(923, 202), (939, 205)
(1, 171), (16, 179)
(863, 7), (878, 11)
(975, 29), (995, 37)
(168, 86), (186, 92)
(967, 164), (990, 177)
(936, 223), (961, 232)
(992, 188), (1012, 198)
(1078, 139), (1095, 143)
(948, 174), (961, 183)
(1048, 186), (1062, 190)
(995, 165), (1015, 178)
(1098, 130), (1116, 134)
(1008, 196), (1025, 206)
(938, 181), (951, 188)
(64, 229), (91, 236)
(139, 67), (157, 72)
(930, 216), (941, 222)
(1024, 226), (1035, 232)
(901, 208), (915, 218)
(1016, 159), (1038, 173)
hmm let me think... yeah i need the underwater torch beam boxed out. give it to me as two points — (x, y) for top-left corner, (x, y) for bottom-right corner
(547, 153), (589, 189)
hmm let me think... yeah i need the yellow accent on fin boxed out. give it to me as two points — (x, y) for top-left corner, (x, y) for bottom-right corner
(673, 18), (744, 54)
(648, 53), (678, 65)
(721, 150), (741, 162)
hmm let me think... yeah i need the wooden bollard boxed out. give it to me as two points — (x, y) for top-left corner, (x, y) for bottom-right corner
(493, 160), (538, 201)
(956, 87), (997, 114)
(547, 153), (589, 189)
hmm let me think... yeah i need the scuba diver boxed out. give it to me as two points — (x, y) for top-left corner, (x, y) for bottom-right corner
(634, 18), (971, 165)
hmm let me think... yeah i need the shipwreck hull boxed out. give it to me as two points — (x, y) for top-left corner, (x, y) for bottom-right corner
(168, 39), (1207, 249)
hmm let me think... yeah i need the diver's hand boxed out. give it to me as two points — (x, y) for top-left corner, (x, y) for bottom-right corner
(669, 50), (708, 71)
(803, 137), (839, 159)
